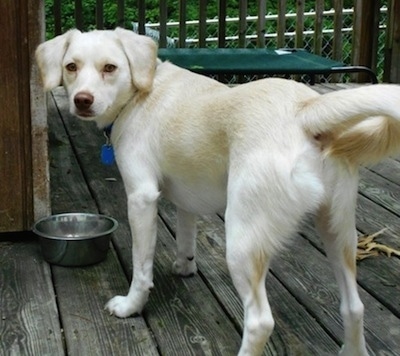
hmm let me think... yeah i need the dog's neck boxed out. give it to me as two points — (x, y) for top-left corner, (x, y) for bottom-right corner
(95, 61), (160, 130)
(95, 92), (136, 130)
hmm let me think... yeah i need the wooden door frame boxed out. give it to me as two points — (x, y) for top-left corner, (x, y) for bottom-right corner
(30, 0), (51, 225)
(384, 0), (400, 82)
(0, 0), (49, 232)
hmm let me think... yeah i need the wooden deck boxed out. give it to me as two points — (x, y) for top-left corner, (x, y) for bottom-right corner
(1, 83), (400, 355)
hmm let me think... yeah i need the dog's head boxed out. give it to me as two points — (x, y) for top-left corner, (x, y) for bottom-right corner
(35, 28), (157, 126)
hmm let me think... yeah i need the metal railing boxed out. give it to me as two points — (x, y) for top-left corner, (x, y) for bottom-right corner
(47, 1), (389, 81)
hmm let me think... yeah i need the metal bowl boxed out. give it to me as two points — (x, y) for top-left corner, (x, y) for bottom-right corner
(33, 213), (118, 267)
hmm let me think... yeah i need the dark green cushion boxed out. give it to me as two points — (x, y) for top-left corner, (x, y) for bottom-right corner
(157, 48), (345, 75)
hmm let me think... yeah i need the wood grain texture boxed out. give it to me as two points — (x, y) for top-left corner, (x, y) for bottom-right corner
(0, 0), (34, 231)
(52, 251), (158, 356)
(276, 0), (287, 49)
(384, 0), (400, 83)
(352, 0), (380, 82)
(50, 88), (341, 355)
(157, 199), (340, 355)
(359, 168), (400, 216)
(356, 195), (400, 250)
(53, 88), (242, 355)
(177, 203), (400, 355)
(47, 93), (97, 215)
(45, 85), (400, 355)
(272, 233), (400, 354)
(0, 239), (64, 356)
(368, 158), (400, 185)
(146, 218), (242, 355)
(48, 90), (158, 355)
(30, 0), (51, 221)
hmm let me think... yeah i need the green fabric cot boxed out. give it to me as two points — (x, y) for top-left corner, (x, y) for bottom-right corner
(158, 48), (378, 84)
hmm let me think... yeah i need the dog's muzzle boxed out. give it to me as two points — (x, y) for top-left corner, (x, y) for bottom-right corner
(74, 91), (94, 117)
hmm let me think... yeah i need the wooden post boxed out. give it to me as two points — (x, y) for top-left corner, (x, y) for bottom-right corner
(75, 0), (83, 30)
(295, 0), (305, 48)
(159, 0), (168, 48)
(54, 0), (62, 35)
(218, 0), (227, 48)
(0, 0), (50, 232)
(331, 0), (344, 82)
(137, 0), (145, 34)
(238, 0), (247, 48)
(178, 0), (187, 48)
(117, 0), (125, 27)
(352, 0), (380, 82)
(30, 0), (51, 223)
(96, 0), (104, 29)
(277, 0), (287, 48)
(313, 0), (324, 55)
(383, 0), (400, 82)
(332, 0), (343, 60)
(257, 0), (266, 48)
(199, 1), (207, 48)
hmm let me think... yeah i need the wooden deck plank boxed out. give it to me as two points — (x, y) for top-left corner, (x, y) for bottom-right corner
(47, 92), (159, 355)
(307, 84), (400, 326)
(158, 199), (340, 355)
(53, 87), (341, 354)
(146, 217), (242, 355)
(369, 158), (400, 185)
(50, 84), (400, 355)
(273, 234), (400, 354)
(301, 192), (400, 319)
(30, 84), (400, 355)
(356, 195), (400, 250)
(158, 199), (400, 354)
(3, 80), (399, 356)
(359, 167), (400, 217)
(0, 238), (64, 356)
(52, 89), (245, 354)
(47, 93), (97, 214)
(51, 252), (158, 356)
(355, 197), (400, 316)
(55, 87), (341, 354)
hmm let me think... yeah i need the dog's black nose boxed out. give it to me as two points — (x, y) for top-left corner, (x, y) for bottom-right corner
(74, 92), (94, 110)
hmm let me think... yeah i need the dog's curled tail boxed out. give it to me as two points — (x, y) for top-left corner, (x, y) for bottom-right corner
(298, 85), (400, 165)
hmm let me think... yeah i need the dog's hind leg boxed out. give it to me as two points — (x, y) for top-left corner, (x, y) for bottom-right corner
(225, 213), (274, 356)
(172, 208), (198, 276)
(315, 176), (368, 356)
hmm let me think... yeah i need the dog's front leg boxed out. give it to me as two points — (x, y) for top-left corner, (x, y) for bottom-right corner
(106, 185), (160, 318)
(172, 208), (198, 276)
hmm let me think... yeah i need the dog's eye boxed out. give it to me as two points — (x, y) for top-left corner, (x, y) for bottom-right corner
(66, 63), (77, 72)
(104, 64), (117, 73)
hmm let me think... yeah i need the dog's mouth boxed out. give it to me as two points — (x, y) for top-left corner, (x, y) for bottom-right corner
(71, 105), (96, 119)
(75, 110), (95, 118)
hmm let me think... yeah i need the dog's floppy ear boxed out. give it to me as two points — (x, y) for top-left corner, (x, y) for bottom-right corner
(115, 27), (158, 93)
(35, 29), (81, 91)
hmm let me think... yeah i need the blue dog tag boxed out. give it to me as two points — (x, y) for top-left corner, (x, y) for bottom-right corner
(101, 144), (115, 165)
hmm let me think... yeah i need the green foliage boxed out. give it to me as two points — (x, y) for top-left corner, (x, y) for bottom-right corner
(45, 0), (356, 39)
(44, 0), (387, 81)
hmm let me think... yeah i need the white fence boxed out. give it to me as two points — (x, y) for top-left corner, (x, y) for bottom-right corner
(144, 7), (387, 47)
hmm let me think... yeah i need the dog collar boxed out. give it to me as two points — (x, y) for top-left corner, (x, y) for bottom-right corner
(101, 124), (115, 165)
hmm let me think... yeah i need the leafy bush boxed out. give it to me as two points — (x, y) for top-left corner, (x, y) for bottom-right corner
(45, 0), (355, 39)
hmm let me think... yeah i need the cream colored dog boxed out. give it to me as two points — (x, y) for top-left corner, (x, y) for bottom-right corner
(36, 28), (400, 355)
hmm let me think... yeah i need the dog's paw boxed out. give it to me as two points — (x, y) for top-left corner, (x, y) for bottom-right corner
(172, 258), (197, 277)
(105, 295), (140, 318)
(338, 344), (368, 356)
